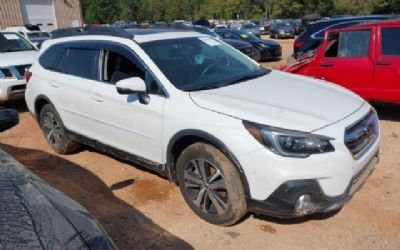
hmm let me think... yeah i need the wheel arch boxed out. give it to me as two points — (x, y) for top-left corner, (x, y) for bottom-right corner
(166, 129), (251, 197)
(34, 95), (52, 121)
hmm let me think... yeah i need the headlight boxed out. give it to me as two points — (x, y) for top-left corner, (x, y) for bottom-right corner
(243, 121), (335, 158)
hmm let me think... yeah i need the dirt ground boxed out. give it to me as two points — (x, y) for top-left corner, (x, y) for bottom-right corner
(1, 38), (400, 250)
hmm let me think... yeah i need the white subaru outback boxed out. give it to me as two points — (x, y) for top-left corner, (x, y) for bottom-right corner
(0, 31), (38, 104)
(25, 28), (380, 226)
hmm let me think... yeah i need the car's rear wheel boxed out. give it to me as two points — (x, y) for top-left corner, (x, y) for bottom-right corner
(39, 104), (79, 154)
(176, 142), (247, 226)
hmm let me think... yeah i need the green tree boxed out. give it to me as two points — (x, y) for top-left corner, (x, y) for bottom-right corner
(85, 0), (120, 23)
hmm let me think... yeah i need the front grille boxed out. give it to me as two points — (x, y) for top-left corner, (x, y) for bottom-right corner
(0, 65), (31, 80)
(0, 68), (13, 78)
(15, 65), (31, 77)
(344, 111), (379, 159)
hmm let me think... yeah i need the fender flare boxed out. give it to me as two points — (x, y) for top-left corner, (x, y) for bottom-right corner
(166, 129), (251, 198)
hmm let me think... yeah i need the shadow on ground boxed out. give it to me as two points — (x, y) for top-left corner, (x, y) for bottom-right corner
(0, 143), (193, 250)
(373, 103), (400, 122)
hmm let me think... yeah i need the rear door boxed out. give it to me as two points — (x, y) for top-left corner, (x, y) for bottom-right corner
(51, 44), (100, 138)
(315, 29), (374, 99)
(373, 26), (400, 103)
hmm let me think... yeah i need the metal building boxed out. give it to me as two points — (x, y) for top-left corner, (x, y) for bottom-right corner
(0, 0), (83, 31)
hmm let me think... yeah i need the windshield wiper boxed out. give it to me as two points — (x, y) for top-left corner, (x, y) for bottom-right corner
(216, 69), (270, 88)
(182, 68), (270, 92)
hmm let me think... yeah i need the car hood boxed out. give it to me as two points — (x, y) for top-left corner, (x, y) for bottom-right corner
(190, 70), (365, 132)
(257, 39), (280, 47)
(223, 38), (252, 49)
(0, 50), (38, 67)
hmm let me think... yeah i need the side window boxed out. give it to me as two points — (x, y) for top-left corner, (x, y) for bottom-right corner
(101, 50), (145, 84)
(381, 28), (400, 56)
(55, 49), (68, 72)
(54, 48), (99, 80)
(324, 30), (370, 58)
(39, 45), (63, 70)
(101, 50), (163, 95)
(216, 31), (227, 39)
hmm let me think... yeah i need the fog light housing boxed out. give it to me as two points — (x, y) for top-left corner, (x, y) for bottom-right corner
(295, 194), (316, 215)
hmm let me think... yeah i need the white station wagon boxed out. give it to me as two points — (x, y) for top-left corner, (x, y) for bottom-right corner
(25, 28), (380, 225)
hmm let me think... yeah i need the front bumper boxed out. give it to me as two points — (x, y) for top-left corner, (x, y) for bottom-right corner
(260, 47), (282, 60)
(277, 33), (295, 38)
(247, 154), (378, 217)
(0, 79), (26, 101)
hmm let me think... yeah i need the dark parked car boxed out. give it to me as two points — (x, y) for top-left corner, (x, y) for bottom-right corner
(0, 109), (116, 249)
(229, 21), (261, 37)
(269, 22), (295, 39)
(190, 25), (256, 60)
(253, 19), (271, 35)
(0, 109), (19, 132)
(294, 15), (393, 58)
(215, 29), (282, 61)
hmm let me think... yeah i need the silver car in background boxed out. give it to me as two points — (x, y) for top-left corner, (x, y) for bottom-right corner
(229, 21), (261, 37)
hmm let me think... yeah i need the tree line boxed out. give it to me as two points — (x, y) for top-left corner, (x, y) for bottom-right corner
(81, 0), (400, 24)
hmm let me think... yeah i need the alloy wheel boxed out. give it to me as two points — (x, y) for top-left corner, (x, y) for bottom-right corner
(183, 158), (228, 215)
(42, 112), (63, 151)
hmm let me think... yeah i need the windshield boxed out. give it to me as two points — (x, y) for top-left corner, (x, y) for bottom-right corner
(237, 32), (259, 41)
(27, 32), (50, 39)
(141, 37), (269, 91)
(244, 24), (257, 29)
(0, 33), (35, 52)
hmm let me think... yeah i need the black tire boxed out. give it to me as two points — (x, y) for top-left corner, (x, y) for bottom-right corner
(39, 104), (79, 154)
(254, 48), (262, 62)
(176, 142), (247, 226)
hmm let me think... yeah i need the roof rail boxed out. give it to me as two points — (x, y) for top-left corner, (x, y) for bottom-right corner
(51, 26), (134, 39)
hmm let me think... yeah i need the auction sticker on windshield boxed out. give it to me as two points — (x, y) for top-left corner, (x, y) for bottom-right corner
(4, 34), (19, 40)
(199, 37), (221, 46)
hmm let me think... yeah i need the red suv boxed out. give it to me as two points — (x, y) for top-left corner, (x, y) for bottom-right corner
(281, 20), (400, 104)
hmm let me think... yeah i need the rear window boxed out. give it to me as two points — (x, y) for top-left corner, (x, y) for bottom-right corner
(55, 48), (99, 80)
(39, 45), (63, 70)
(381, 28), (400, 56)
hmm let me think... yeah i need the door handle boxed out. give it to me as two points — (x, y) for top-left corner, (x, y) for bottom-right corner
(50, 82), (59, 88)
(91, 93), (104, 102)
(375, 61), (392, 66)
(320, 62), (334, 67)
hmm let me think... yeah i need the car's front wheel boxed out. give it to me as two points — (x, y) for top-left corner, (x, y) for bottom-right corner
(39, 104), (79, 154)
(176, 142), (247, 226)
(254, 48), (262, 62)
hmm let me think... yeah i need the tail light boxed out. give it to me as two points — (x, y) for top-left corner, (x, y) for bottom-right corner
(24, 70), (32, 83)
(294, 40), (304, 50)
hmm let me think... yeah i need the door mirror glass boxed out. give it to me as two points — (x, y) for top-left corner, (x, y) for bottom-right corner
(0, 109), (19, 132)
(115, 77), (146, 95)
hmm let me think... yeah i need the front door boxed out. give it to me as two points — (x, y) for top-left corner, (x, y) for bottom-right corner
(89, 43), (165, 163)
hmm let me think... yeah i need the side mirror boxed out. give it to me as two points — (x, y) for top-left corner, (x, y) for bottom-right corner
(115, 77), (150, 105)
(0, 109), (19, 132)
